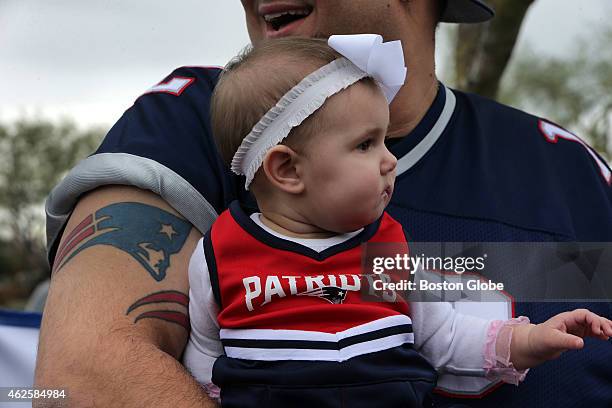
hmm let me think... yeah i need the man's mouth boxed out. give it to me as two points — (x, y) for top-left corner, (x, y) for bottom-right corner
(261, 6), (312, 32)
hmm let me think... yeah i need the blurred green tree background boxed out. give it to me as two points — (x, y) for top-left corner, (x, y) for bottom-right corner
(447, 0), (611, 159)
(0, 119), (103, 308)
(498, 28), (612, 160)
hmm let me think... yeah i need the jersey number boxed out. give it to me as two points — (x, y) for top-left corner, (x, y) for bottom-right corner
(144, 76), (195, 96)
(539, 120), (611, 185)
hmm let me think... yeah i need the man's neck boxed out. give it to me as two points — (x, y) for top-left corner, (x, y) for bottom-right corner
(387, 74), (439, 139)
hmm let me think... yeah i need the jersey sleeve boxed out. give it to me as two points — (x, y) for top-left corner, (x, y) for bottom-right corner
(182, 237), (223, 395)
(45, 66), (247, 263)
(533, 119), (612, 240)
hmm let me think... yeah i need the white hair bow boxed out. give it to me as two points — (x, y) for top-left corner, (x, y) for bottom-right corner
(231, 34), (407, 189)
(328, 34), (406, 102)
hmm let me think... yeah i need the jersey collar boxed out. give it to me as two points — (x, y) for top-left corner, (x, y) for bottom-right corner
(228, 201), (382, 262)
(387, 84), (457, 176)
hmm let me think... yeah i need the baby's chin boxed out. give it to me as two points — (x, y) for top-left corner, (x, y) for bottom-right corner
(332, 211), (384, 233)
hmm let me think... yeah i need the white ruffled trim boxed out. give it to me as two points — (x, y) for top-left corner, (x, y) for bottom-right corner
(230, 57), (366, 189)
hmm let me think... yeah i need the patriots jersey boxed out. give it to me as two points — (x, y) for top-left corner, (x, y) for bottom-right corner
(46, 66), (612, 407)
(198, 202), (436, 407)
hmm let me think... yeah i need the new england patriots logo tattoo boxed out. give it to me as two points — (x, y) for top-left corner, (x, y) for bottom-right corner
(298, 286), (349, 304)
(54, 202), (191, 281)
(126, 290), (190, 330)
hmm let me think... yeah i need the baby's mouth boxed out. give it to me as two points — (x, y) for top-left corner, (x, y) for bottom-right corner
(382, 186), (391, 198)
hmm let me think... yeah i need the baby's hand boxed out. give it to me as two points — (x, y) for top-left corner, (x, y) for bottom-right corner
(511, 309), (612, 370)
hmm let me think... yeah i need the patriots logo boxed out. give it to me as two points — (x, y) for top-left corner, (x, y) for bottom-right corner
(298, 285), (350, 304)
(55, 203), (192, 281)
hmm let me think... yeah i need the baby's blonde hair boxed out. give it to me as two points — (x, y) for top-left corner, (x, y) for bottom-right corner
(211, 37), (373, 166)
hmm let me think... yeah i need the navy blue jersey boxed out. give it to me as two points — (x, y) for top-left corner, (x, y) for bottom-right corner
(46, 67), (612, 407)
(382, 86), (612, 407)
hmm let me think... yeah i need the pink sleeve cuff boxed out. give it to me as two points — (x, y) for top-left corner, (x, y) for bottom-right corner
(483, 316), (530, 385)
(202, 383), (221, 402)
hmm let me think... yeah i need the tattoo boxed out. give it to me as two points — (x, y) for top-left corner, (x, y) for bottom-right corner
(54, 202), (192, 281)
(54, 214), (96, 269)
(134, 310), (189, 330)
(127, 290), (190, 330)
(126, 290), (189, 314)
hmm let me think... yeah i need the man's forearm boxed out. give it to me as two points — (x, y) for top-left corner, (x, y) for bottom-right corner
(35, 337), (217, 408)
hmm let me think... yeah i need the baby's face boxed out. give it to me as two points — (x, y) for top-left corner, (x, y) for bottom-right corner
(298, 81), (396, 232)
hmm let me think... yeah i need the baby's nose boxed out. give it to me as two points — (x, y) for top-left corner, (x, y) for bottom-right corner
(381, 148), (397, 174)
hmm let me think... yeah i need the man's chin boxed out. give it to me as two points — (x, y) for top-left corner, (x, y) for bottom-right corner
(264, 31), (329, 40)
(311, 31), (331, 39)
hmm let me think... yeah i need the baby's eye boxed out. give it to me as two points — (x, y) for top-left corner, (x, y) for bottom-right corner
(357, 139), (372, 151)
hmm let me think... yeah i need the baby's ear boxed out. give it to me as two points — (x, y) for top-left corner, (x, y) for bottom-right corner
(262, 145), (305, 194)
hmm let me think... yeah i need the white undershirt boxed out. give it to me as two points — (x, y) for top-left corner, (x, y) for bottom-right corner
(250, 212), (363, 252)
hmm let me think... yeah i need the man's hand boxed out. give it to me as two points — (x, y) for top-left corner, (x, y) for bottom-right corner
(34, 186), (217, 407)
(511, 309), (612, 370)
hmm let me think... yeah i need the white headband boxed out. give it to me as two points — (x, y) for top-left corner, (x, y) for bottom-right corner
(231, 34), (407, 189)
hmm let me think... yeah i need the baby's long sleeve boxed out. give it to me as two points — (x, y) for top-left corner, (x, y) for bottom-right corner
(411, 301), (491, 376)
(182, 238), (224, 399)
(412, 300), (529, 385)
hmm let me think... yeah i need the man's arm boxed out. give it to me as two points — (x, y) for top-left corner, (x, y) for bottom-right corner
(34, 185), (217, 407)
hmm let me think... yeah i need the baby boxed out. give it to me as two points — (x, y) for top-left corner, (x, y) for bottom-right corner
(183, 35), (612, 407)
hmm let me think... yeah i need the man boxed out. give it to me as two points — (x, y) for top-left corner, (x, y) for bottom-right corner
(35, 1), (612, 407)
